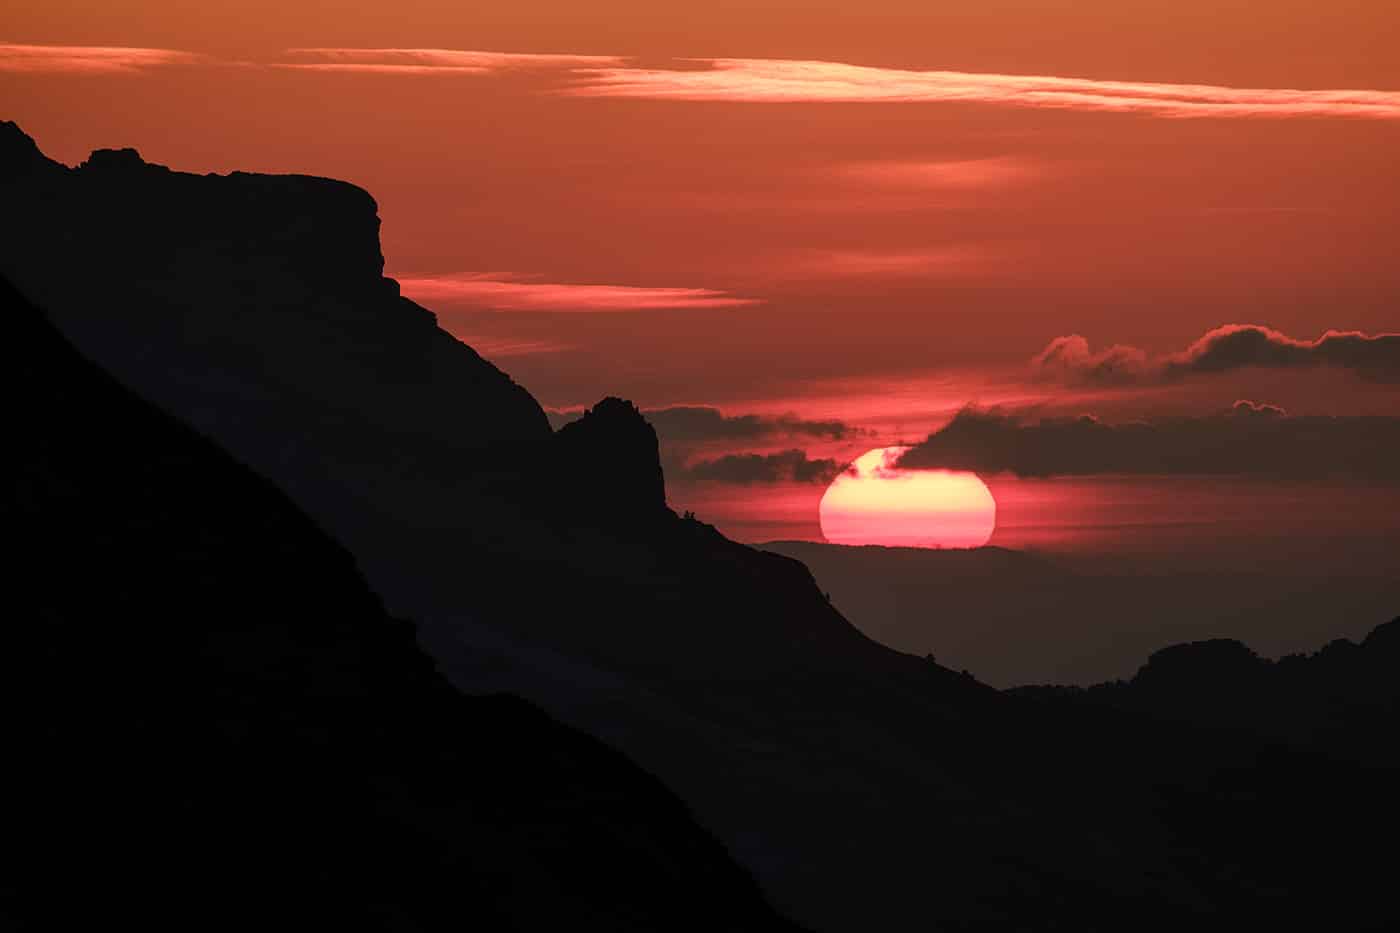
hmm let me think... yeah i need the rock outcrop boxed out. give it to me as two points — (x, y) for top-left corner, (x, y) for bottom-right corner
(554, 397), (668, 519)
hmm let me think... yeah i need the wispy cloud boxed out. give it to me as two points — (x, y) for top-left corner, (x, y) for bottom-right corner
(0, 43), (204, 74)
(396, 273), (760, 311)
(767, 246), (990, 280)
(277, 47), (624, 75)
(1034, 325), (1400, 385)
(569, 58), (1400, 119)
(835, 157), (1042, 189)
(17, 45), (1393, 121)
(454, 336), (573, 358)
(0, 43), (620, 77)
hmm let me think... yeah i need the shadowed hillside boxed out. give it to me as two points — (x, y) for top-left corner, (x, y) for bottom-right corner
(5, 121), (1400, 932)
(0, 275), (800, 931)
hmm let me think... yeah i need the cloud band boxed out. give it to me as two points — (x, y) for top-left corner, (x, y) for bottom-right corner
(896, 403), (1400, 480)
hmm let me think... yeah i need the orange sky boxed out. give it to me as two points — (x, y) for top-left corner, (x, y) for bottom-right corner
(4, 2), (1399, 560)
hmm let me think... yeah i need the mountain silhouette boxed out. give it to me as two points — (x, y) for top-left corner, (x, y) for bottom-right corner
(1017, 618), (1400, 769)
(0, 274), (800, 931)
(762, 539), (1400, 686)
(4, 121), (1399, 932)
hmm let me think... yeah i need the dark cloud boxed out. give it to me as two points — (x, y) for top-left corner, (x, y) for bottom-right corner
(643, 406), (860, 442)
(686, 449), (846, 484)
(549, 404), (863, 440)
(1165, 325), (1400, 381)
(896, 403), (1400, 481)
(1031, 335), (1150, 385)
(1033, 325), (1400, 385)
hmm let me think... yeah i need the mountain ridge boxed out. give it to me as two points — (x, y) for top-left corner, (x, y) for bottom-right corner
(1016, 617), (1400, 769)
(5, 121), (1399, 932)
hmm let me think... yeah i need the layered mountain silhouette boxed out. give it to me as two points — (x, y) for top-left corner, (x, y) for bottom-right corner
(4, 121), (1398, 932)
(762, 539), (1400, 686)
(0, 275), (801, 930)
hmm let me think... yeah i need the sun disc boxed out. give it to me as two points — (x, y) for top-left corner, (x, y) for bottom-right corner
(819, 446), (996, 548)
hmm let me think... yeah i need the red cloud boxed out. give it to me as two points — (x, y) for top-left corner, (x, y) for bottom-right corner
(834, 157), (1042, 189)
(277, 48), (624, 75)
(0, 44), (203, 74)
(395, 273), (760, 311)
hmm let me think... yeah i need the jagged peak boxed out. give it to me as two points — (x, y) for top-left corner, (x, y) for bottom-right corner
(80, 146), (159, 173)
(558, 397), (661, 457)
(0, 120), (37, 150)
(0, 121), (58, 174)
(571, 396), (649, 428)
(1133, 638), (1265, 686)
(554, 396), (667, 516)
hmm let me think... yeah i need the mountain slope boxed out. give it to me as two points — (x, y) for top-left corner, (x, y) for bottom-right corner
(5, 121), (1399, 932)
(0, 274), (800, 932)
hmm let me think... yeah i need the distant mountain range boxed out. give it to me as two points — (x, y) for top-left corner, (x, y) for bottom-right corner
(4, 121), (1398, 932)
(762, 540), (1400, 686)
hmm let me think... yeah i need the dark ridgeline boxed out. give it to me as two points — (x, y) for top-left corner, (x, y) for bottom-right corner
(0, 272), (800, 931)
(1017, 620), (1400, 769)
(3, 121), (1398, 932)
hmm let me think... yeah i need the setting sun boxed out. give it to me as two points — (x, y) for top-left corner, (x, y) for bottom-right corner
(819, 446), (996, 549)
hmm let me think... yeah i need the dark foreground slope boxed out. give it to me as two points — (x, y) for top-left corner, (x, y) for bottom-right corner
(0, 275), (799, 932)
(5, 122), (1399, 932)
